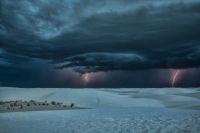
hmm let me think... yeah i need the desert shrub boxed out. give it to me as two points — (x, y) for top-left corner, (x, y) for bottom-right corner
(70, 103), (75, 108)
(14, 102), (17, 106)
(10, 103), (14, 107)
(30, 100), (35, 103)
(51, 101), (56, 105)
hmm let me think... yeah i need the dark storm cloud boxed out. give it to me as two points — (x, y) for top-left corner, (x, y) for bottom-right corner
(0, 0), (200, 72)
(56, 52), (147, 73)
(0, 48), (30, 67)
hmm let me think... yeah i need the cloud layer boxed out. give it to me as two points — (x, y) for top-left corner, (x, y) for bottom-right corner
(0, 0), (200, 72)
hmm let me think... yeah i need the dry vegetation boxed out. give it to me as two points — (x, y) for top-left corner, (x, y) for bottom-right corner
(0, 100), (77, 113)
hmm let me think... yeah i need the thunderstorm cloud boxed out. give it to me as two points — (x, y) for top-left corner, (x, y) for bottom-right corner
(0, 0), (200, 86)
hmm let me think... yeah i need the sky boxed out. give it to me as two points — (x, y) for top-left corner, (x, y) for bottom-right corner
(0, 0), (200, 88)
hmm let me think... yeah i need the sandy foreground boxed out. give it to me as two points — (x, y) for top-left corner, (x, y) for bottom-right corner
(0, 87), (200, 133)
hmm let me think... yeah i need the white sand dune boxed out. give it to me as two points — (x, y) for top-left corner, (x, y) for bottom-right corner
(1, 87), (200, 109)
(0, 87), (165, 108)
(0, 87), (200, 133)
(1, 108), (200, 133)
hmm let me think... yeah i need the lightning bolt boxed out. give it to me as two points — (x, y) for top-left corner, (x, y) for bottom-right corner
(83, 73), (90, 82)
(171, 70), (181, 87)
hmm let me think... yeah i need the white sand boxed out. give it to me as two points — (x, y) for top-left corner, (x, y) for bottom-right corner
(0, 87), (200, 133)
